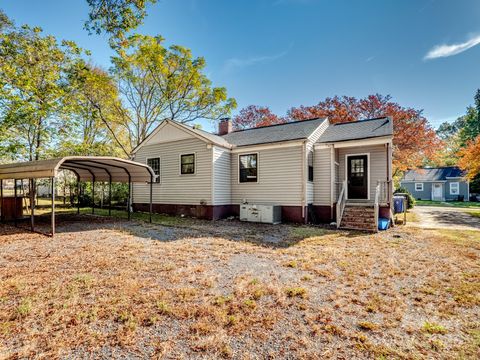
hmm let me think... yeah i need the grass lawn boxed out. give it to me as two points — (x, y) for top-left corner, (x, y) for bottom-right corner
(416, 200), (480, 209)
(468, 210), (480, 218)
(1, 216), (479, 358)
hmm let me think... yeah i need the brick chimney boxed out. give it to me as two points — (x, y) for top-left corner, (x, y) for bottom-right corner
(218, 118), (233, 135)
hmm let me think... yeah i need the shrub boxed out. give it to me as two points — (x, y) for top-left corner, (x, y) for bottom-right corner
(394, 187), (415, 209)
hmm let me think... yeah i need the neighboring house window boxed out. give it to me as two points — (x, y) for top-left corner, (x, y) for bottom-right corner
(415, 183), (423, 191)
(450, 182), (459, 195)
(308, 151), (313, 182)
(239, 154), (258, 182)
(147, 158), (160, 183)
(180, 154), (195, 174)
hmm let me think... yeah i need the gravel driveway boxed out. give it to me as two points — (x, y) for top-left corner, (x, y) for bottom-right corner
(412, 205), (480, 231)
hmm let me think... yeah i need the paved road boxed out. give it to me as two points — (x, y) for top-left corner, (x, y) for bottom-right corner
(411, 206), (480, 231)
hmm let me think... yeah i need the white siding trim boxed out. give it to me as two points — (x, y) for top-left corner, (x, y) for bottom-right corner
(231, 140), (304, 153)
(330, 145), (334, 206)
(345, 153), (371, 201)
(210, 147), (214, 205)
(315, 136), (392, 149)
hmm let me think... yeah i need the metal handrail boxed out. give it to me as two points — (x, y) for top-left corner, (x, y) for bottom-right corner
(336, 180), (347, 228)
(374, 182), (381, 232)
(377, 180), (392, 204)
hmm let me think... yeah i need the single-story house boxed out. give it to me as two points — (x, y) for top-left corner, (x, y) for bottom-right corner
(400, 166), (469, 201)
(131, 117), (394, 230)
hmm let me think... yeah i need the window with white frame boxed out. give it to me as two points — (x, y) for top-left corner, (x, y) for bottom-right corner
(449, 182), (459, 195)
(147, 158), (160, 183)
(415, 183), (423, 191)
(180, 154), (195, 174)
(239, 153), (258, 182)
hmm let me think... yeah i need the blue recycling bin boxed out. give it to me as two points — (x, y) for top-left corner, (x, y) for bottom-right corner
(393, 196), (404, 214)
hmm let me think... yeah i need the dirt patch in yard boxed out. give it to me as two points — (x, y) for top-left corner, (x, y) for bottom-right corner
(411, 206), (480, 231)
(0, 215), (479, 359)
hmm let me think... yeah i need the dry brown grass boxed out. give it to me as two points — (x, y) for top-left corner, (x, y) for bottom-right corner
(0, 216), (479, 359)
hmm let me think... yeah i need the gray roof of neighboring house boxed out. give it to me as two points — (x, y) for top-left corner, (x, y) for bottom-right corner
(317, 117), (393, 143)
(402, 167), (466, 181)
(221, 117), (327, 146)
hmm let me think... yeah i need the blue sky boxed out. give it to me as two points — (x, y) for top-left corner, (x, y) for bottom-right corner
(2, 0), (480, 132)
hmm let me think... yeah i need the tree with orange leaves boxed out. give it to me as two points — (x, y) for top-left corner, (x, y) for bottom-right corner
(232, 105), (285, 130)
(288, 94), (442, 176)
(458, 135), (480, 181)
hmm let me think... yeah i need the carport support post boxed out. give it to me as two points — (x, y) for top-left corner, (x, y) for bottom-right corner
(149, 175), (153, 223)
(92, 178), (95, 215)
(13, 180), (17, 227)
(0, 179), (3, 223)
(108, 176), (112, 216)
(77, 177), (80, 215)
(127, 175), (131, 221)
(51, 177), (55, 236)
(29, 179), (34, 232)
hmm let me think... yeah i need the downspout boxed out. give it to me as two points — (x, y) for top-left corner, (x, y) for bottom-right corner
(301, 141), (306, 223)
(330, 144), (335, 220)
(208, 144), (214, 218)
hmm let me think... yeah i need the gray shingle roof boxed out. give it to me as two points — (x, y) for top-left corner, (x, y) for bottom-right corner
(221, 118), (327, 146)
(402, 167), (466, 181)
(317, 117), (393, 143)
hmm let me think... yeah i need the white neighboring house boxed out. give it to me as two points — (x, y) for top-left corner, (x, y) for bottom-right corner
(131, 117), (394, 230)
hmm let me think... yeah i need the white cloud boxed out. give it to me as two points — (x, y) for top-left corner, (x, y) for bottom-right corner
(223, 50), (288, 72)
(424, 35), (480, 60)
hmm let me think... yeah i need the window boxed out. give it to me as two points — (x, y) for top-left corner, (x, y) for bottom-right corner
(147, 158), (160, 183)
(308, 151), (313, 182)
(450, 182), (459, 195)
(180, 154), (195, 174)
(239, 154), (258, 183)
(415, 183), (423, 191)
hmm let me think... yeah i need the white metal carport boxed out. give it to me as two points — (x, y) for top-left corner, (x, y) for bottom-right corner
(0, 156), (156, 236)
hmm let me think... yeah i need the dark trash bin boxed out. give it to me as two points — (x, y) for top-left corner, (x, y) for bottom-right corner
(393, 196), (405, 214)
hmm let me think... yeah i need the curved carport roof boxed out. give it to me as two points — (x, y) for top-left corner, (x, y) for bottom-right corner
(0, 156), (156, 182)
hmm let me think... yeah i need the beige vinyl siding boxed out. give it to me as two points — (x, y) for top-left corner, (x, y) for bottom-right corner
(212, 146), (231, 205)
(313, 147), (332, 205)
(231, 145), (303, 206)
(306, 120), (329, 203)
(132, 138), (212, 205)
(338, 144), (387, 200)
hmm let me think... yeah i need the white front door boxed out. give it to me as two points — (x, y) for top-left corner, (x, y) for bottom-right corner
(432, 183), (443, 201)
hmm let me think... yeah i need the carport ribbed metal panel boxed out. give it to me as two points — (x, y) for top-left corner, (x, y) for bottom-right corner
(0, 156), (155, 182)
(0, 156), (156, 236)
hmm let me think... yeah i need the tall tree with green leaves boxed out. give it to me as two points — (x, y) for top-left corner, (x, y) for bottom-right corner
(0, 23), (82, 161)
(458, 89), (480, 145)
(84, 0), (157, 47)
(56, 62), (130, 157)
(110, 34), (236, 150)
